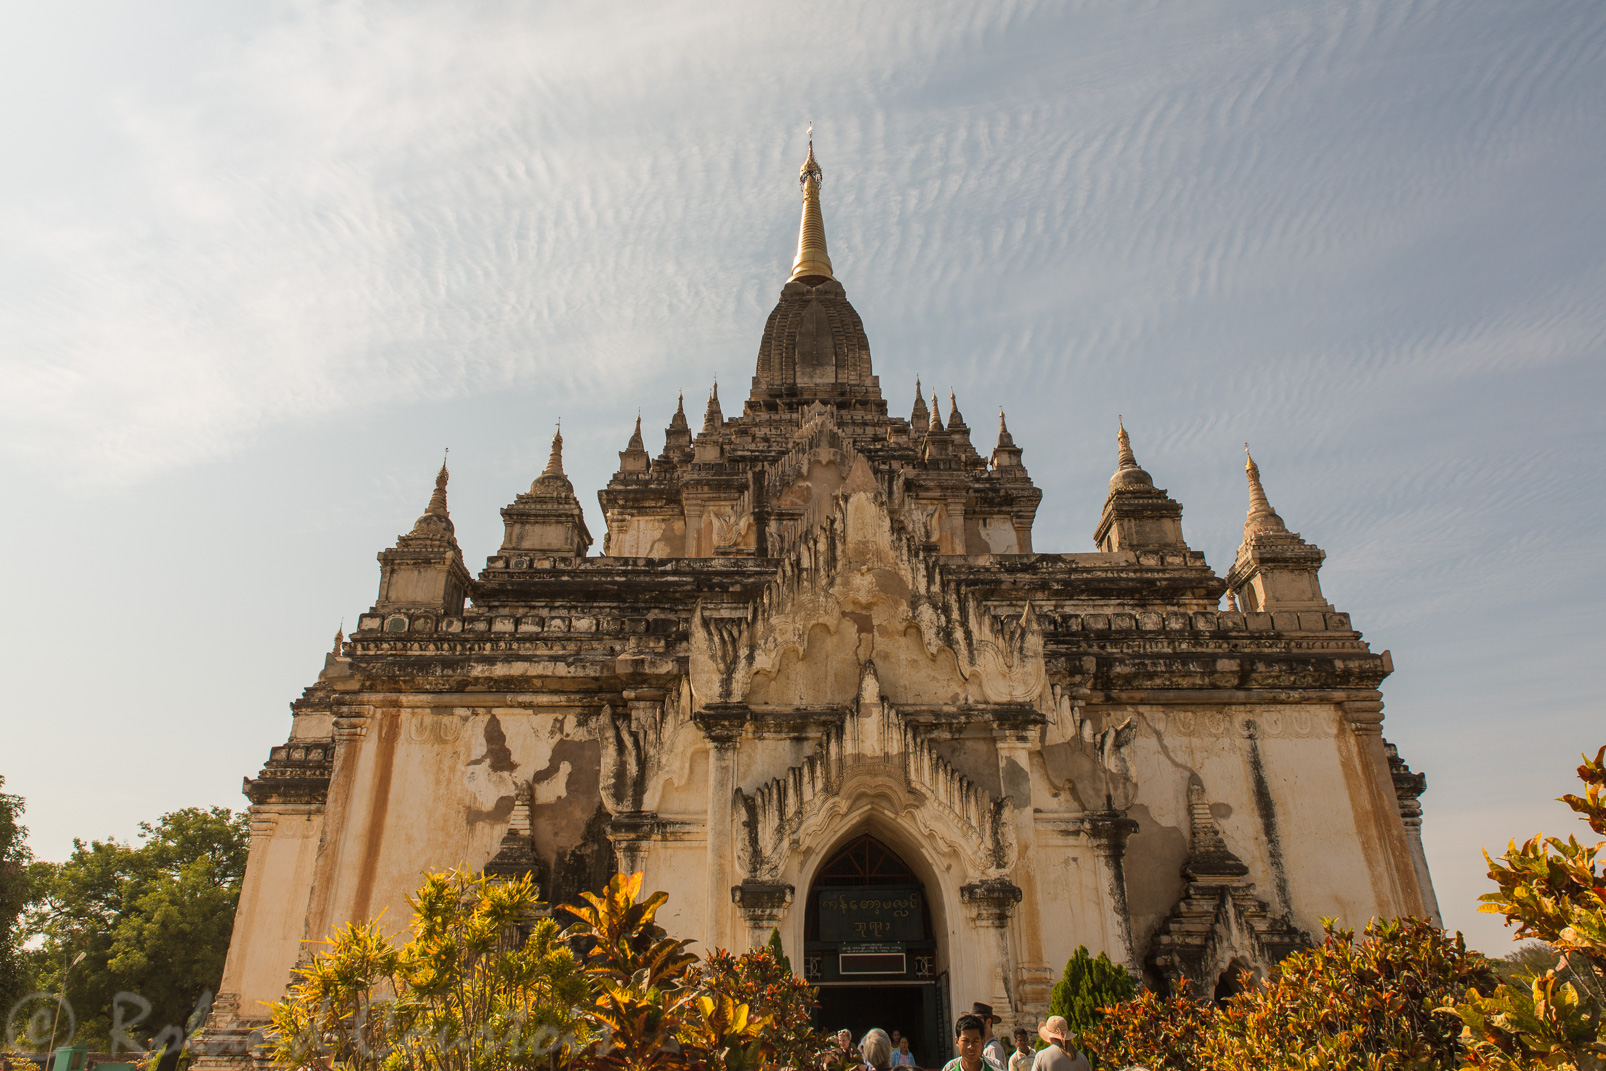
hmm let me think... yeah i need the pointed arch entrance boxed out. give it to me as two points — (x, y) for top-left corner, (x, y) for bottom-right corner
(806, 834), (948, 1068)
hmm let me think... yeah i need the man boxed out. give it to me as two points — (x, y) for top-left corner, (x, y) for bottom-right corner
(972, 1003), (1007, 1071)
(942, 1013), (987, 1071)
(1031, 1016), (1091, 1071)
(1007, 1029), (1033, 1071)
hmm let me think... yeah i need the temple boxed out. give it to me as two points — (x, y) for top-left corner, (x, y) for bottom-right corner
(196, 142), (1438, 1068)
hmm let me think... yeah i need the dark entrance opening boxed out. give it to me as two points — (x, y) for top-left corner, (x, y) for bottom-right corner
(806, 835), (948, 1068)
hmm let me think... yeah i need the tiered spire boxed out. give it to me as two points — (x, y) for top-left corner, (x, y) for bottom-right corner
(790, 135), (834, 281)
(409, 456), (456, 537)
(615, 414), (651, 476)
(990, 408), (1027, 475)
(928, 392), (944, 432)
(372, 453), (469, 614)
(1093, 420), (1187, 552)
(662, 393), (693, 460)
(539, 427), (565, 481)
(703, 383), (723, 433)
(498, 427), (591, 559)
(1226, 446), (1331, 614)
(911, 378), (929, 429)
(1242, 447), (1287, 535)
(1109, 418), (1155, 491)
(947, 391), (966, 430)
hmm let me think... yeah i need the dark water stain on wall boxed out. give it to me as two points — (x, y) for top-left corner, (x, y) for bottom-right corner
(530, 736), (604, 877)
(1122, 802), (1188, 954)
(1245, 720), (1293, 914)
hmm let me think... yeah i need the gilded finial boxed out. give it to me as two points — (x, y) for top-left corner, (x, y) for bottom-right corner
(929, 391), (944, 432)
(1116, 419), (1137, 470)
(790, 129), (833, 282)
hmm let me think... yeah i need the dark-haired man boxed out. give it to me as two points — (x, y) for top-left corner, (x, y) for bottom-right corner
(943, 1014), (987, 1071)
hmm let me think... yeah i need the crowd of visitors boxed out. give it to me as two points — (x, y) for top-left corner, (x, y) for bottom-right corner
(824, 1002), (1092, 1071)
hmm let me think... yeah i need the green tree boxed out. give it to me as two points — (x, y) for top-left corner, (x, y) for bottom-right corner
(272, 869), (824, 1071)
(0, 775), (36, 1019)
(1047, 946), (1135, 1042)
(1449, 745), (1606, 1067)
(764, 930), (791, 977)
(270, 867), (591, 1071)
(25, 807), (248, 1048)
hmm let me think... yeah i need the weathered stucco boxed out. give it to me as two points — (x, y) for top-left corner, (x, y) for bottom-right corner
(193, 148), (1438, 1071)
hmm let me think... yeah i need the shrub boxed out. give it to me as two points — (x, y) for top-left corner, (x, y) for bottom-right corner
(1447, 745), (1606, 1068)
(1085, 917), (1492, 1070)
(1047, 946), (1136, 1040)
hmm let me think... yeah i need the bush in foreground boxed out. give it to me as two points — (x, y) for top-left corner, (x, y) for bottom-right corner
(269, 869), (824, 1071)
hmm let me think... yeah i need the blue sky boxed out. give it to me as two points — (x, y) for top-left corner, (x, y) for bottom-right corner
(2, 0), (1603, 955)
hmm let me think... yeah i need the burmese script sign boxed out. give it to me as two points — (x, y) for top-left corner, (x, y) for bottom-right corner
(818, 886), (922, 942)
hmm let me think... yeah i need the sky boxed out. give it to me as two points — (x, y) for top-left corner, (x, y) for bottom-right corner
(2, 0), (1603, 957)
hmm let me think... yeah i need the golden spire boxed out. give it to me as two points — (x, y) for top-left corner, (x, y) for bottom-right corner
(1116, 418), (1137, 470)
(1243, 444), (1287, 534)
(929, 391), (944, 431)
(790, 129), (834, 281)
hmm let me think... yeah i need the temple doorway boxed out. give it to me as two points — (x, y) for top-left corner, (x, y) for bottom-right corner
(805, 835), (949, 1068)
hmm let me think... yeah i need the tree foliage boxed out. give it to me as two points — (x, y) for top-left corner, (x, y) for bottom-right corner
(691, 946), (821, 1071)
(0, 776), (35, 1019)
(1047, 946), (1135, 1038)
(1449, 745), (1606, 1068)
(23, 806), (249, 1048)
(270, 870), (823, 1071)
(1085, 917), (1492, 1070)
(270, 868), (591, 1071)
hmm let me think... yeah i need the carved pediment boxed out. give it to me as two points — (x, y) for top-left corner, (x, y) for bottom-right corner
(689, 467), (1045, 712)
(733, 663), (1018, 884)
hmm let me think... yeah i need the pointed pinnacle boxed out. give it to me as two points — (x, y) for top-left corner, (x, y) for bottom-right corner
(540, 427), (565, 480)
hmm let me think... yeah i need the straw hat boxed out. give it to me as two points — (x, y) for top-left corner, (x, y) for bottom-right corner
(1037, 1016), (1074, 1047)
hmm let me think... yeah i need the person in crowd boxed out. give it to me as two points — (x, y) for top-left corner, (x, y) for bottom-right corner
(1031, 1016), (1091, 1071)
(861, 1028), (894, 1071)
(892, 1035), (918, 1067)
(1007, 1028), (1033, 1071)
(891, 1030), (902, 1048)
(942, 1013), (987, 1071)
(824, 1027), (857, 1070)
(972, 1004), (1007, 1071)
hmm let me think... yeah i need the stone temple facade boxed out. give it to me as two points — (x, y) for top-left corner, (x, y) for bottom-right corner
(198, 144), (1439, 1066)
